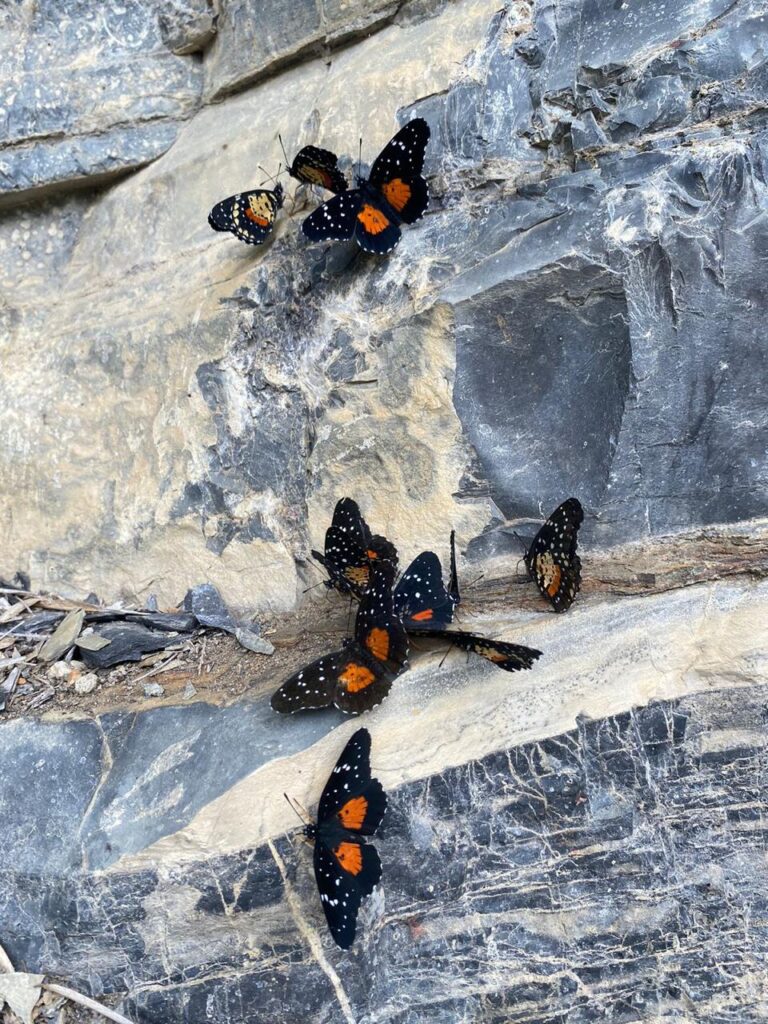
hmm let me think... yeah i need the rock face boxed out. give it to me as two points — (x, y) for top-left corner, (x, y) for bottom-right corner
(1, 0), (768, 1020)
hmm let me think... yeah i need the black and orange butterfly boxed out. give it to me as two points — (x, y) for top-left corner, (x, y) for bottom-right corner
(521, 498), (583, 612)
(287, 144), (348, 194)
(311, 497), (398, 598)
(302, 118), (430, 254)
(395, 536), (542, 673)
(272, 558), (408, 714)
(207, 183), (284, 245)
(297, 727), (386, 948)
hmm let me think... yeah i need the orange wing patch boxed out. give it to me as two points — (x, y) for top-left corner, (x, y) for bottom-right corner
(382, 178), (412, 213)
(333, 841), (363, 875)
(338, 796), (368, 831)
(478, 646), (506, 663)
(365, 627), (390, 662)
(245, 209), (270, 227)
(536, 553), (562, 597)
(339, 662), (376, 693)
(358, 204), (390, 235)
(366, 548), (380, 560)
(412, 609), (434, 622)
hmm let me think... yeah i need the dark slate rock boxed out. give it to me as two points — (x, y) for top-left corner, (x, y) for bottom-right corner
(182, 583), (237, 631)
(3, 686), (768, 1021)
(77, 622), (183, 669)
(0, 718), (104, 874)
(453, 258), (630, 522)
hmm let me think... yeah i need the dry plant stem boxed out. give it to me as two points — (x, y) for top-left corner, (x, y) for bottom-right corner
(43, 984), (135, 1024)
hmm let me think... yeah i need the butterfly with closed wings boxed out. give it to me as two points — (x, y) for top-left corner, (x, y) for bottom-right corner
(311, 497), (398, 599)
(521, 498), (583, 612)
(295, 727), (386, 949)
(394, 534), (542, 672)
(302, 118), (430, 254)
(272, 557), (408, 714)
(286, 142), (348, 194)
(208, 182), (284, 245)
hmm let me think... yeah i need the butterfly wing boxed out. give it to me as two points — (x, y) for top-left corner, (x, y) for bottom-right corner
(394, 551), (457, 631)
(302, 189), (363, 242)
(313, 836), (382, 949)
(525, 498), (584, 612)
(290, 145), (348, 193)
(367, 118), (430, 225)
(437, 631), (542, 672)
(353, 195), (402, 255)
(317, 728), (387, 836)
(329, 559), (408, 714)
(270, 649), (342, 713)
(368, 117), (434, 228)
(208, 187), (282, 245)
(354, 559), (409, 676)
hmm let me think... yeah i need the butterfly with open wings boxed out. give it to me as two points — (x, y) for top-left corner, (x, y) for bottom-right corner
(272, 557), (408, 714)
(302, 118), (430, 254)
(394, 534), (542, 672)
(297, 727), (386, 949)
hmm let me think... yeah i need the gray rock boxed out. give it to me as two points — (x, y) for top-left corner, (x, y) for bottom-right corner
(74, 672), (99, 695)
(158, 0), (217, 55)
(78, 623), (182, 669)
(0, 1), (202, 205)
(2, 678), (768, 1020)
(143, 682), (165, 698)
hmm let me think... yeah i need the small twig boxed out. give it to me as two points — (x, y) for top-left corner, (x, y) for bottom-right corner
(132, 653), (181, 684)
(43, 983), (136, 1024)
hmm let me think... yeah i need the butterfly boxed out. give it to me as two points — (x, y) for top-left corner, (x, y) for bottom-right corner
(394, 536), (542, 673)
(288, 145), (348, 194)
(272, 558), (408, 714)
(299, 727), (386, 949)
(311, 497), (398, 598)
(521, 498), (584, 612)
(207, 183), (284, 245)
(301, 118), (430, 254)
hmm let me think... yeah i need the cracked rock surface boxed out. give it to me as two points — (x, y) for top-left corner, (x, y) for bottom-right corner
(1, 0), (768, 1020)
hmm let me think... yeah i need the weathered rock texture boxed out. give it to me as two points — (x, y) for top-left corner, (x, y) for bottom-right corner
(1, 0), (768, 1020)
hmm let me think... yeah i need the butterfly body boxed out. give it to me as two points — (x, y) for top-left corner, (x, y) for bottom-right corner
(302, 118), (430, 254)
(523, 498), (583, 612)
(302, 728), (386, 949)
(272, 558), (408, 714)
(208, 183), (284, 245)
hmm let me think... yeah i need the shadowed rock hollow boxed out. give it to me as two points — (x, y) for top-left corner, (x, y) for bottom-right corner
(1, 0), (768, 1021)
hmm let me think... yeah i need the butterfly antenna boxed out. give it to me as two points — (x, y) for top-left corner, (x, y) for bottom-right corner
(302, 578), (328, 595)
(278, 134), (291, 168)
(284, 792), (308, 825)
(357, 137), (363, 183)
(258, 163), (281, 187)
(438, 643), (452, 670)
